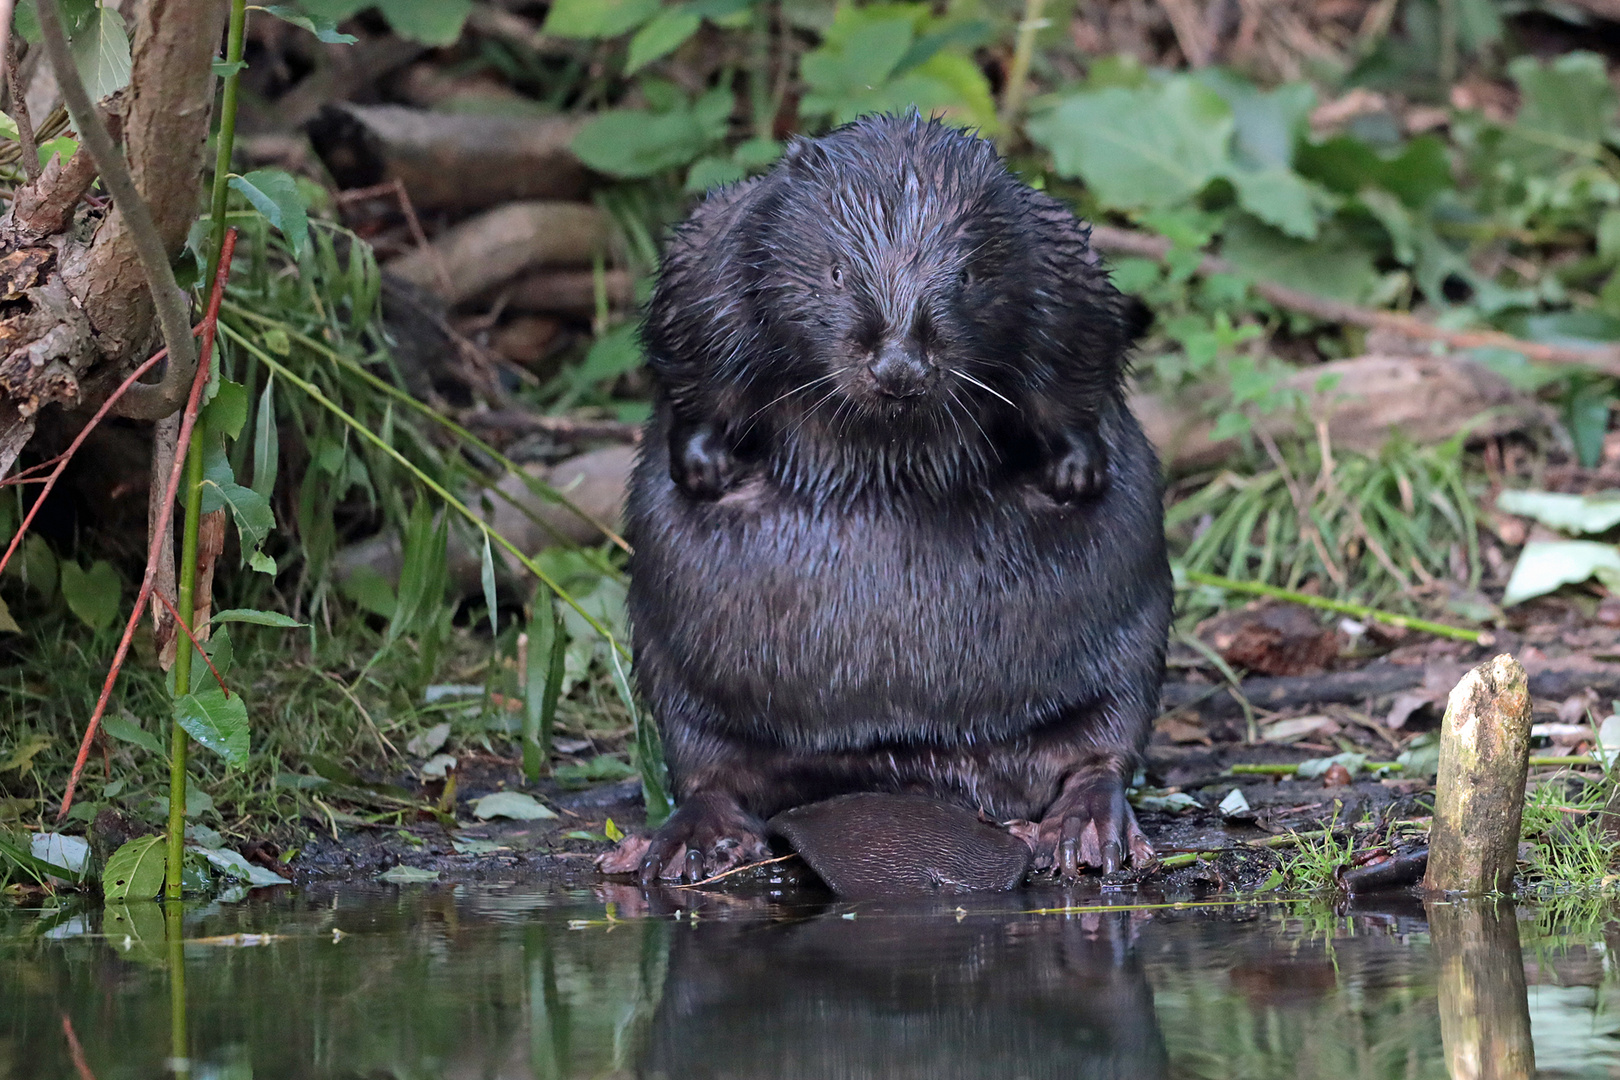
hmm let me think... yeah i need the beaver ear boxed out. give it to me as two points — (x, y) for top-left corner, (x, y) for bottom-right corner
(1121, 295), (1154, 343)
(780, 136), (829, 176)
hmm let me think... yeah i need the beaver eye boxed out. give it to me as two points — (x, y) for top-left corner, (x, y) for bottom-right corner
(830, 264), (844, 287)
(958, 267), (973, 288)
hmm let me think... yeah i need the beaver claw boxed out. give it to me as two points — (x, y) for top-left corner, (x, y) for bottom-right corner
(670, 422), (745, 499)
(1038, 429), (1108, 502)
(1033, 772), (1153, 878)
(619, 791), (771, 886)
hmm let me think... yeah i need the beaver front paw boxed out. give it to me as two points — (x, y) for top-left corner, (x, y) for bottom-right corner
(1033, 771), (1154, 878)
(612, 791), (771, 886)
(670, 422), (745, 499)
(1038, 429), (1107, 502)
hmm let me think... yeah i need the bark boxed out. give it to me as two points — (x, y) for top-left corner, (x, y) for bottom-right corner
(499, 267), (634, 318)
(1424, 655), (1532, 895)
(0, 0), (226, 475)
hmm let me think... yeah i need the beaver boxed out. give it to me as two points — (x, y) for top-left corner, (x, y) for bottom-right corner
(619, 112), (1172, 887)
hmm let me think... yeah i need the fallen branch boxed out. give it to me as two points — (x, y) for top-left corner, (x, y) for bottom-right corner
(1089, 224), (1620, 376)
(386, 201), (605, 304)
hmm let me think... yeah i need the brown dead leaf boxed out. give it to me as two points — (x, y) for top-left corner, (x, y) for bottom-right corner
(1197, 603), (1342, 676)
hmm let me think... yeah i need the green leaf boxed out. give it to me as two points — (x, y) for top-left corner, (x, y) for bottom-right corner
(70, 4), (131, 102)
(1498, 490), (1620, 535)
(1219, 216), (1376, 304)
(1195, 71), (1314, 170)
(1502, 540), (1620, 607)
(479, 532), (498, 637)
(389, 499), (448, 641)
(611, 648), (671, 828)
(470, 791), (558, 821)
(626, 6), (701, 73)
(799, 13), (912, 110)
(1511, 51), (1613, 147)
(260, 4), (358, 43)
(203, 379), (248, 441)
(1226, 167), (1319, 240)
(542, 0), (659, 38)
(59, 559), (120, 631)
(340, 565), (397, 619)
(572, 321), (645, 387)
(102, 835), (165, 902)
(174, 687), (250, 768)
(1027, 79), (1233, 211)
(10, 534), (57, 598)
(522, 595), (566, 781)
(185, 627), (233, 696)
(103, 714), (163, 755)
(210, 608), (304, 628)
(373, 0), (471, 45)
(228, 170), (310, 256)
(251, 377), (279, 498)
(0, 596), (20, 634)
(571, 90), (731, 178)
(685, 155), (745, 193)
(211, 59), (246, 78)
(378, 864), (440, 883)
(192, 845), (290, 887)
(214, 480), (275, 557)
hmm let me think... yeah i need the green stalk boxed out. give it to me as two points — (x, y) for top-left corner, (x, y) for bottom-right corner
(166, 901), (190, 1079)
(165, 0), (247, 900)
(1182, 569), (1493, 645)
(205, 0), (248, 293)
(165, 436), (204, 899)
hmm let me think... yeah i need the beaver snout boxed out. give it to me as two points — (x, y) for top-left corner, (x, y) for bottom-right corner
(868, 338), (932, 398)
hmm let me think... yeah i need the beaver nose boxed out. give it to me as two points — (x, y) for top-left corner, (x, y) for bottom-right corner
(869, 339), (930, 398)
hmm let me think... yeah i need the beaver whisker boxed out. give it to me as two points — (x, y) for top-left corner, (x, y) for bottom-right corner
(948, 367), (1019, 411)
(745, 372), (841, 423)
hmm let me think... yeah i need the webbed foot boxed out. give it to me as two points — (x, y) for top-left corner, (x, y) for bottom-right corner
(1033, 770), (1154, 878)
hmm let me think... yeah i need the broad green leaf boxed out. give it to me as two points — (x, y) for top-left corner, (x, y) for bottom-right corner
(1226, 167), (1319, 240)
(102, 714), (163, 755)
(30, 832), (89, 877)
(1195, 71), (1314, 169)
(572, 321), (644, 388)
(0, 596), (19, 634)
(228, 170), (310, 256)
(340, 565), (397, 619)
(378, 864), (440, 883)
(522, 595), (566, 781)
(212, 480), (275, 559)
(626, 6), (701, 73)
(685, 155), (746, 193)
(174, 687), (250, 768)
(203, 379), (248, 441)
(1219, 216), (1376, 304)
(542, 0), (659, 38)
(373, 0), (470, 45)
(70, 4), (131, 102)
(799, 14), (912, 112)
(12, 534), (57, 598)
(210, 608), (305, 628)
(59, 559), (120, 631)
(1295, 134), (1451, 209)
(1502, 540), (1620, 607)
(479, 531), (498, 637)
(1498, 490), (1620, 535)
(1511, 51), (1613, 146)
(192, 844), (290, 887)
(470, 791), (558, 820)
(260, 4), (358, 43)
(571, 90), (730, 178)
(102, 835), (165, 902)
(1027, 79), (1233, 211)
(187, 627), (233, 696)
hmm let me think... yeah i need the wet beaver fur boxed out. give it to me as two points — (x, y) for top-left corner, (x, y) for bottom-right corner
(622, 112), (1172, 886)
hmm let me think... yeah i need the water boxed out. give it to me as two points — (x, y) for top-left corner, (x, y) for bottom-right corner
(1, 882), (1615, 1078)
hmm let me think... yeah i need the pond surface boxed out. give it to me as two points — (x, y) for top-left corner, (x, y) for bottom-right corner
(1, 881), (1616, 1078)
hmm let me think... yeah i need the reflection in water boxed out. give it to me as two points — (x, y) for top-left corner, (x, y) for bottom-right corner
(642, 898), (1166, 1080)
(0, 883), (1616, 1078)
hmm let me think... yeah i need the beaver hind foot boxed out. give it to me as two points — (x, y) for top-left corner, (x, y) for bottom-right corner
(1033, 771), (1155, 878)
(621, 791), (770, 885)
(769, 793), (1033, 897)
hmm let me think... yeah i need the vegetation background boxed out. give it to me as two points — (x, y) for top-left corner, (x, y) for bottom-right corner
(4, 0), (1620, 896)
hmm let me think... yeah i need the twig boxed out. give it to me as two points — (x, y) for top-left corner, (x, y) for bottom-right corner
(35, 0), (198, 420)
(1183, 568), (1494, 644)
(1088, 224), (1620, 375)
(149, 588), (231, 696)
(5, 25), (40, 181)
(674, 853), (797, 888)
(57, 229), (237, 821)
(61, 1015), (96, 1080)
(336, 178), (452, 296)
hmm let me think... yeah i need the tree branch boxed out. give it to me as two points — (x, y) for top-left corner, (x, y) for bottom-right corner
(35, 0), (197, 420)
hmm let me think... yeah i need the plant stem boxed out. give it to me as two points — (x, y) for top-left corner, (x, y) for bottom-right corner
(1182, 569), (1493, 644)
(164, 415), (205, 899)
(996, 0), (1046, 140)
(205, 0), (247, 293)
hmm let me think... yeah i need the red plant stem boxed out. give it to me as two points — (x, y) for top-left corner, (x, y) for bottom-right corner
(150, 587), (230, 696)
(62, 1015), (97, 1080)
(57, 228), (237, 821)
(0, 343), (174, 575)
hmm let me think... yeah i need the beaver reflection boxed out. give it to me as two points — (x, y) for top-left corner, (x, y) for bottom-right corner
(640, 902), (1168, 1080)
